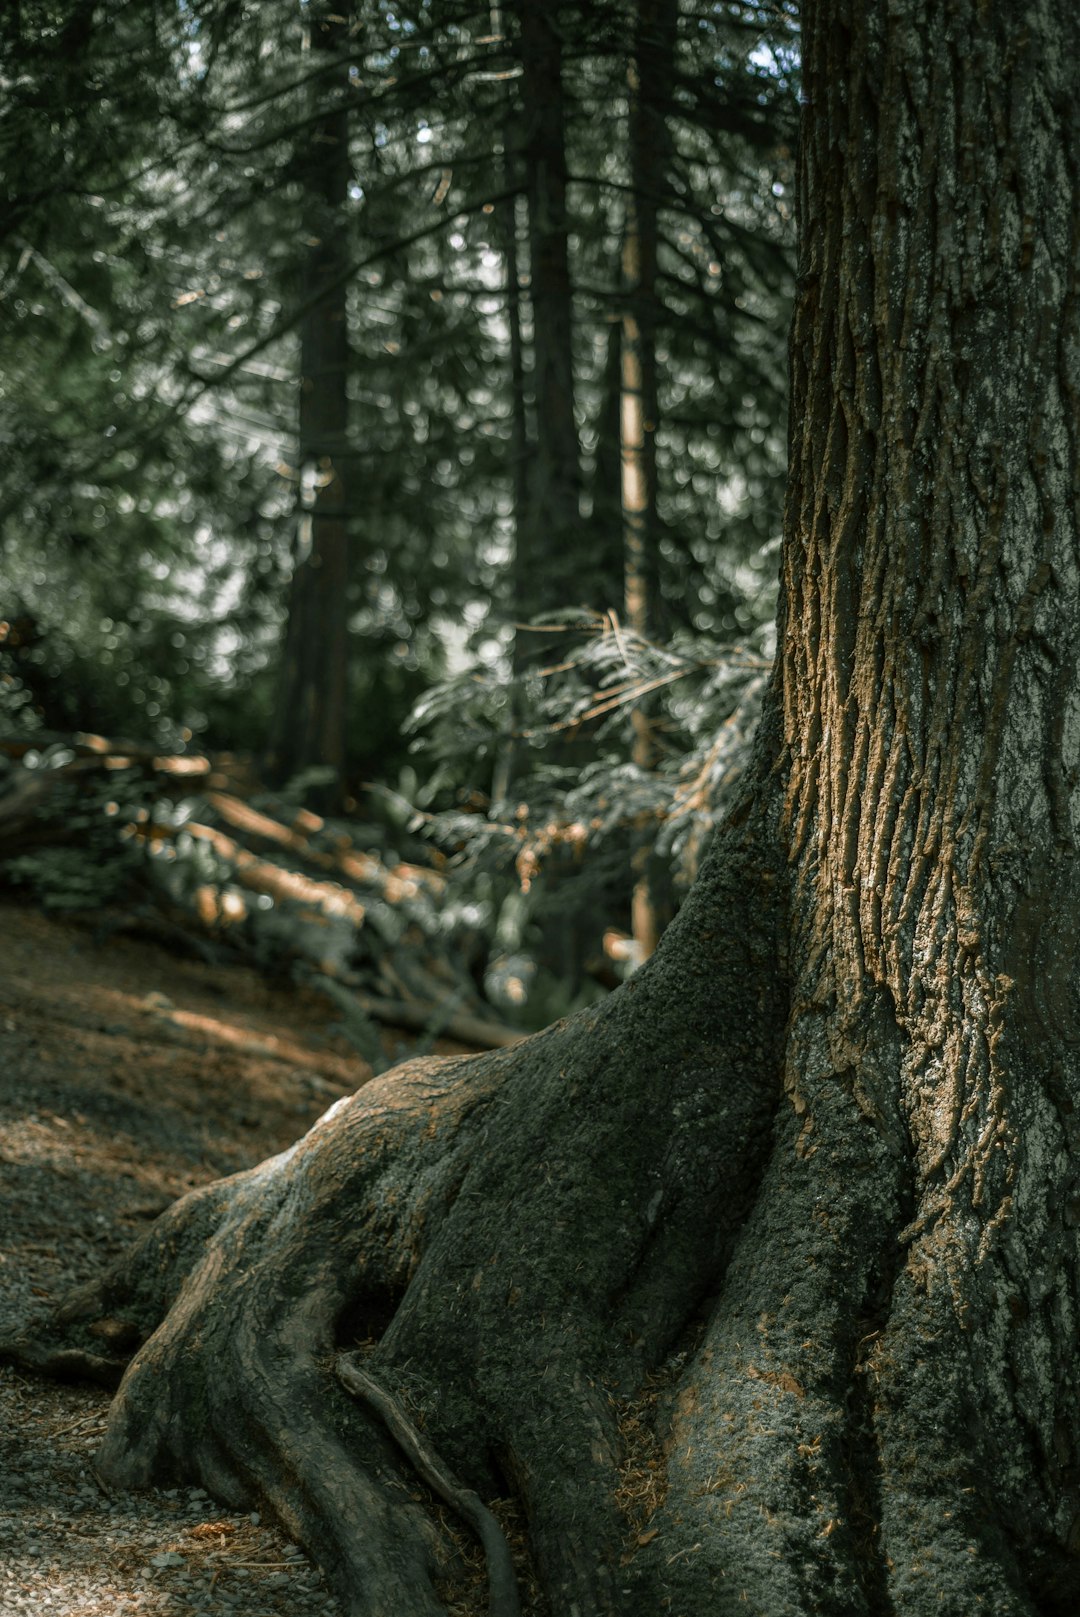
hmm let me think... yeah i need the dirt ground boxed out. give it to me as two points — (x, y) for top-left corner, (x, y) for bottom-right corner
(0, 898), (474, 1617)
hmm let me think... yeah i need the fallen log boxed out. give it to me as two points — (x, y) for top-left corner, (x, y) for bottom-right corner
(180, 821), (368, 927)
(204, 791), (444, 902)
(0, 731), (531, 1052)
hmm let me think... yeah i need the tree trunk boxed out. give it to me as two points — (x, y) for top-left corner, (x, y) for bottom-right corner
(516, 1), (581, 625)
(590, 315), (628, 595)
(490, 5), (531, 811)
(621, 0), (673, 648)
(5, 3), (1080, 1614)
(622, 0), (677, 964)
(266, 1), (351, 811)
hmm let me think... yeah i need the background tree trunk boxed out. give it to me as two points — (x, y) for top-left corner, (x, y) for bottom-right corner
(590, 315), (629, 596)
(490, 6), (531, 810)
(621, 0), (673, 649)
(267, 1), (352, 810)
(622, 0), (677, 964)
(5, 3), (1080, 1615)
(516, 0), (581, 627)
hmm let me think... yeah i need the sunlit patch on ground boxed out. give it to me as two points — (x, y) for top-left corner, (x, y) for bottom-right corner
(0, 901), (397, 1617)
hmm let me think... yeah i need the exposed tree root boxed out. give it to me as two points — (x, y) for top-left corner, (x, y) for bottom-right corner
(624, 1050), (907, 1616)
(337, 1353), (520, 1617)
(615, 1001), (1080, 1617)
(0, 1341), (127, 1389)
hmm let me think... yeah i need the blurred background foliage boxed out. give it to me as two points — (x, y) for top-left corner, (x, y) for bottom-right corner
(1, 0), (797, 1025)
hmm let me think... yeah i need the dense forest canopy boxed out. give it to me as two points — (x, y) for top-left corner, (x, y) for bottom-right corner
(1, 0), (797, 996)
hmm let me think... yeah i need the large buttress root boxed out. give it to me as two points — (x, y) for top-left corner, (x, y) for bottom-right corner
(8, 803), (1076, 1614)
(627, 1049), (911, 1617)
(48, 1053), (511, 1614)
(623, 1004), (1080, 1617)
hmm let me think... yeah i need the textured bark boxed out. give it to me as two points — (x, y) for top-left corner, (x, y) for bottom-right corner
(639, 4), (1080, 1612)
(5, 3), (1080, 1615)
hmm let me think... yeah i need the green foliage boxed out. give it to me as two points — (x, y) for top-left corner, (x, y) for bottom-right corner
(0, 747), (146, 909)
(1, 0), (798, 1006)
(405, 611), (771, 1017)
(413, 612), (771, 864)
(2, 0), (793, 745)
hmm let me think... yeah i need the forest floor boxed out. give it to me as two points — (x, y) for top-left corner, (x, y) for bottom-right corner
(0, 898), (479, 1617)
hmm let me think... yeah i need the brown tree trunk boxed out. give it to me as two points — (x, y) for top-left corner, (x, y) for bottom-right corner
(267, 1), (351, 811)
(516, 0), (581, 624)
(645, 2), (1080, 1611)
(490, 7), (531, 810)
(622, 0), (677, 963)
(5, 3), (1080, 1615)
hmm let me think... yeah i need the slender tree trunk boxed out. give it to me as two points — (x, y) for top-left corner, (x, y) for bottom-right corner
(267, 2), (351, 810)
(591, 315), (626, 582)
(621, 0), (673, 647)
(490, 2), (531, 809)
(503, 196), (531, 643)
(622, 0), (677, 962)
(6, 4), (1080, 1616)
(513, 1), (592, 983)
(489, 187), (531, 809)
(516, 0), (581, 624)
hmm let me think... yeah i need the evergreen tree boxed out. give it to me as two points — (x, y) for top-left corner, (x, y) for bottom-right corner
(8, 6), (1079, 1616)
